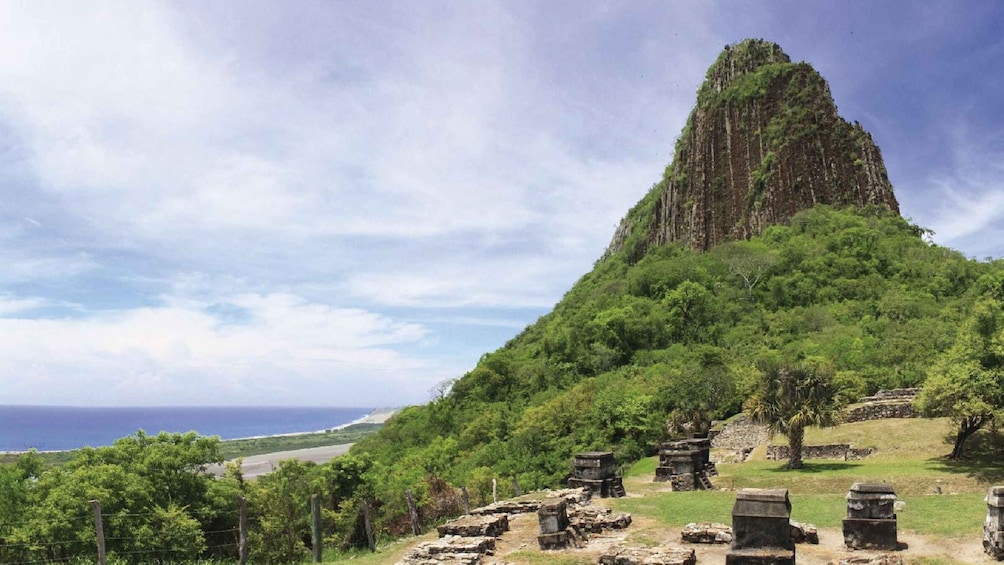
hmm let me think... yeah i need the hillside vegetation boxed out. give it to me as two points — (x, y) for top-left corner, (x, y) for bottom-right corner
(356, 205), (1004, 504)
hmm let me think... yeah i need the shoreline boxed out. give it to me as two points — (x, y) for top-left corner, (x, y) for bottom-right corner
(225, 406), (399, 441)
(2, 407), (401, 456)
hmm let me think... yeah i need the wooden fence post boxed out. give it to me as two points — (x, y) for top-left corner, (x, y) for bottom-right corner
(311, 494), (323, 563)
(492, 478), (498, 504)
(362, 500), (376, 551)
(90, 500), (105, 565)
(460, 486), (471, 514)
(512, 477), (522, 497)
(237, 495), (248, 565)
(405, 489), (420, 536)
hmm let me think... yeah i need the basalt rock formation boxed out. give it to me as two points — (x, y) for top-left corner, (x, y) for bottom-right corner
(608, 39), (899, 258)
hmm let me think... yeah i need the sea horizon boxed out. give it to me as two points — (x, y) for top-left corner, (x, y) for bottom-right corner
(0, 405), (376, 452)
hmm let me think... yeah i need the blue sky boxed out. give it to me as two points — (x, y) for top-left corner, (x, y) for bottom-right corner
(0, 1), (1002, 406)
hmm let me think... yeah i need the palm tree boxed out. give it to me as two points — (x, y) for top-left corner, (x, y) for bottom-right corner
(745, 361), (843, 469)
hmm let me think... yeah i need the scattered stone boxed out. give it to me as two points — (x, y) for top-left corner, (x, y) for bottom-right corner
(830, 556), (903, 565)
(680, 522), (732, 544)
(843, 483), (898, 550)
(569, 505), (632, 533)
(789, 520), (818, 544)
(568, 451), (626, 498)
(726, 488), (795, 565)
(546, 487), (593, 506)
(470, 500), (541, 516)
(985, 485), (1004, 559)
(598, 546), (697, 565)
(438, 514), (509, 538)
(397, 535), (495, 565)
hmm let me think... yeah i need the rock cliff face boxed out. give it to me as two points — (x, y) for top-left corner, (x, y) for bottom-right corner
(609, 39), (899, 257)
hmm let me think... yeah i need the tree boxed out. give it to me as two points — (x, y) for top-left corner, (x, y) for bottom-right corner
(745, 360), (843, 469)
(915, 299), (1004, 459)
(714, 241), (777, 301)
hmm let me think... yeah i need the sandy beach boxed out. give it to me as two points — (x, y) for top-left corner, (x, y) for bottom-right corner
(209, 407), (398, 478)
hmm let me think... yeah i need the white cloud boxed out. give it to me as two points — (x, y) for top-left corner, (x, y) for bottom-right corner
(905, 120), (1004, 259)
(0, 291), (435, 406)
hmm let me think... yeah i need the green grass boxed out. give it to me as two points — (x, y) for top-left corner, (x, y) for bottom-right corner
(619, 417), (997, 540)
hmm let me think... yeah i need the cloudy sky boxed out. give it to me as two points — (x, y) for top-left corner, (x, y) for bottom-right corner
(0, 1), (1001, 406)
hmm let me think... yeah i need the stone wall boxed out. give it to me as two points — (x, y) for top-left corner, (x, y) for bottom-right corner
(845, 388), (919, 423)
(766, 444), (874, 461)
(710, 415), (769, 452)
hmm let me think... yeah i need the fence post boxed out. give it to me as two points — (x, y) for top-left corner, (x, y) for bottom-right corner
(90, 500), (105, 565)
(460, 486), (471, 514)
(310, 494), (323, 563)
(237, 495), (248, 565)
(405, 489), (420, 536)
(362, 500), (376, 552)
(512, 477), (522, 497)
(492, 478), (497, 504)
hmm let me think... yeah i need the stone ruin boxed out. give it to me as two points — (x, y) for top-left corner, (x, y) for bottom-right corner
(469, 500), (540, 516)
(654, 438), (716, 491)
(536, 493), (632, 550)
(437, 514), (509, 538)
(845, 388), (918, 423)
(567, 451), (626, 497)
(569, 505), (632, 533)
(985, 485), (1004, 559)
(842, 483), (898, 550)
(397, 535), (495, 565)
(681, 522), (733, 544)
(682, 520), (816, 546)
(598, 546), (697, 565)
(536, 499), (585, 550)
(725, 488), (795, 565)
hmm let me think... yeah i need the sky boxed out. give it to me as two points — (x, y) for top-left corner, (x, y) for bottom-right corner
(0, 1), (1002, 407)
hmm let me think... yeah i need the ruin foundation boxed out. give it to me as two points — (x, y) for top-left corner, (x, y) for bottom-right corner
(436, 514), (509, 538)
(843, 483), (898, 550)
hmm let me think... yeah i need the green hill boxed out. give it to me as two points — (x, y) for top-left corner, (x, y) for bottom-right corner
(351, 38), (1004, 540)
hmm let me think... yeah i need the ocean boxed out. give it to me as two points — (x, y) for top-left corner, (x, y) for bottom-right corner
(0, 405), (374, 452)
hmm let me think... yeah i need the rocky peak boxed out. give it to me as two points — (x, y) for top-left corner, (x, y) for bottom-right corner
(703, 39), (791, 95)
(608, 39), (900, 259)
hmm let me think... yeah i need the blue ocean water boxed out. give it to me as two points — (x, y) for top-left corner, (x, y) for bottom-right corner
(0, 406), (373, 452)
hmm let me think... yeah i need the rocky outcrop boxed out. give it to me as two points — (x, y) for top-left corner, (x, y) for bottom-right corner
(607, 39), (899, 258)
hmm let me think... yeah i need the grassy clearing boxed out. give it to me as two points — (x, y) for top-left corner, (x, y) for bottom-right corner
(619, 417), (996, 540)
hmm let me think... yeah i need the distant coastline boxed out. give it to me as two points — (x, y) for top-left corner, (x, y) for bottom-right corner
(0, 405), (389, 454)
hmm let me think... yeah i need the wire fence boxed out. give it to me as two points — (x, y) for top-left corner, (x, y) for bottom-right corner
(0, 498), (248, 565)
